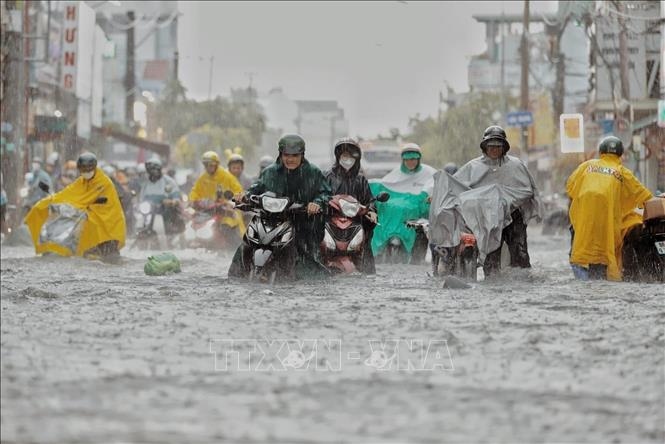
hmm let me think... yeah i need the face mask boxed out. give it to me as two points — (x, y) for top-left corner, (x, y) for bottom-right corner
(339, 156), (356, 171)
(81, 171), (94, 180)
(32, 162), (41, 172)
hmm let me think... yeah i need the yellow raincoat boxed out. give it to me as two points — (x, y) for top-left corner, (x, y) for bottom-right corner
(566, 154), (652, 280)
(189, 167), (245, 234)
(25, 167), (126, 256)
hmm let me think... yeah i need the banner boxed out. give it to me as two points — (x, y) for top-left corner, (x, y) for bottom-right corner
(560, 114), (584, 153)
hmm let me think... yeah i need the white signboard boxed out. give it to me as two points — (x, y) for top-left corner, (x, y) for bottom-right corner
(560, 113), (585, 153)
(61, 2), (78, 93)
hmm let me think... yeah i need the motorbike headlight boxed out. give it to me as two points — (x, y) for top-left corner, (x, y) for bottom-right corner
(184, 226), (196, 241)
(139, 201), (152, 215)
(280, 228), (293, 244)
(262, 196), (289, 213)
(348, 229), (365, 251)
(322, 229), (336, 251)
(198, 220), (215, 240)
(19, 188), (29, 198)
(340, 199), (360, 218)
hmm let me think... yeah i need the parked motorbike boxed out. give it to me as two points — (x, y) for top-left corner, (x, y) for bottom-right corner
(622, 196), (665, 283)
(233, 192), (305, 284)
(321, 192), (389, 274)
(183, 189), (240, 250)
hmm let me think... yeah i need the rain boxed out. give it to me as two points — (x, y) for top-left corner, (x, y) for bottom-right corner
(1, 1), (664, 443)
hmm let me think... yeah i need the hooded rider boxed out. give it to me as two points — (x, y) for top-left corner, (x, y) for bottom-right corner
(454, 125), (541, 276)
(324, 137), (378, 274)
(139, 156), (184, 235)
(567, 136), (652, 281)
(229, 134), (331, 280)
(24, 152), (126, 258)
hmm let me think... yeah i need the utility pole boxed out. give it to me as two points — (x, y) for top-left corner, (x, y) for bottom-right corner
(23, 0), (31, 174)
(173, 50), (179, 81)
(616, 1), (630, 103)
(519, 0), (530, 163)
(207, 56), (214, 100)
(500, 10), (506, 127)
(125, 10), (135, 129)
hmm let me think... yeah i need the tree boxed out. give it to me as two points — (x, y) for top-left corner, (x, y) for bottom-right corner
(153, 82), (266, 167)
(406, 92), (517, 168)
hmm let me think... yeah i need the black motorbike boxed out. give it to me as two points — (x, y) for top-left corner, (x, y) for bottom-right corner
(622, 197), (665, 283)
(233, 192), (305, 284)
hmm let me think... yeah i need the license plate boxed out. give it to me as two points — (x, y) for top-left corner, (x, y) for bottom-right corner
(656, 241), (665, 256)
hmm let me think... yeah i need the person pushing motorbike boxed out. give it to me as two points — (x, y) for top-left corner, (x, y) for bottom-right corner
(24, 152), (126, 259)
(324, 137), (378, 274)
(566, 136), (652, 281)
(229, 134), (331, 280)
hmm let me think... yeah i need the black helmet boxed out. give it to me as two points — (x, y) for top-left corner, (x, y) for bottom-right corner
(334, 137), (361, 160)
(278, 134), (306, 154)
(480, 125), (510, 154)
(443, 162), (458, 175)
(598, 136), (624, 157)
(76, 152), (97, 170)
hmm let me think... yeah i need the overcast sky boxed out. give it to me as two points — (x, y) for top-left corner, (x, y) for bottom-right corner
(178, 1), (558, 138)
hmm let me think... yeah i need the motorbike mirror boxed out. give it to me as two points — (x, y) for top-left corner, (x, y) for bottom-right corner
(94, 196), (108, 204)
(223, 190), (234, 200)
(249, 195), (260, 204)
(376, 191), (390, 203)
(38, 181), (51, 194)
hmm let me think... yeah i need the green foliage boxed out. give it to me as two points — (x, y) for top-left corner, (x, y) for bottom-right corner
(154, 80), (266, 166)
(406, 92), (517, 168)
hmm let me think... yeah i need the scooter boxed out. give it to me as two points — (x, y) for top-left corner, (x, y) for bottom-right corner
(233, 192), (305, 284)
(430, 231), (479, 280)
(183, 188), (240, 250)
(36, 181), (108, 256)
(622, 196), (665, 283)
(321, 192), (389, 274)
(132, 200), (162, 250)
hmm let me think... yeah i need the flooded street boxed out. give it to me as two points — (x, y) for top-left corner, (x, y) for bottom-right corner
(1, 227), (663, 443)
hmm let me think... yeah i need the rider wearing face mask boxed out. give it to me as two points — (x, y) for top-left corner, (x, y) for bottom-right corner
(324, 137), (378, 274)
(139, 156), (184, 235)
(24, 152), (126, 258)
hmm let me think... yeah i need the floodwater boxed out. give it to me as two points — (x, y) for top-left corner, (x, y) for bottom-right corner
(1, 227), (663, 443)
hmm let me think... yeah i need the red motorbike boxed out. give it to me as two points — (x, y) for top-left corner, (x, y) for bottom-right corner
(183, 189), (241, 250)
(431, 231), (479, 280)
(321, 192), (389, 274)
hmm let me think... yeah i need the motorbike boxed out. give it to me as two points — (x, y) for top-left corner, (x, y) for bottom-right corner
(36, 181), (109, 256)
(320, 192), (389, 274)
(622, 196), (665, 283)
(183, 189), (240, 250)
(132, 200), (162, 250)
(430, 231), (479, 280)
(233, 192), (305, 284)
(380, 218), (430, 265)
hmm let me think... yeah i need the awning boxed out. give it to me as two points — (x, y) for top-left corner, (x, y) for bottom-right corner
(93, 126), (170, 159)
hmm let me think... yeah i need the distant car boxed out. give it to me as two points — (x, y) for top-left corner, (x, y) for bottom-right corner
(361, 148), (401, 179)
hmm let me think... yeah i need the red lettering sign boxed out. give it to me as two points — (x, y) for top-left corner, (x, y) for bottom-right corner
(64, 52), (75, 66)
(64, 28), (76, 43)
(66, 5), (76, 20)
(64, 74), (73, 89)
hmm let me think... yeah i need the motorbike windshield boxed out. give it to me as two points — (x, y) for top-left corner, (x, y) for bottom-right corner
(39, 203), (87, 254)
(339, 199), (360, 217)
(262, 196), (289, 213)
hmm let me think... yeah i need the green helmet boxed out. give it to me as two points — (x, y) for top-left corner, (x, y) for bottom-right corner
(278, 134), (305, 155)
(598, 136), (624, 157)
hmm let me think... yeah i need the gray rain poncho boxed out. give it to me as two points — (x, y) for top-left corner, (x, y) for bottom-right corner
(428, 154), (542, 263)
